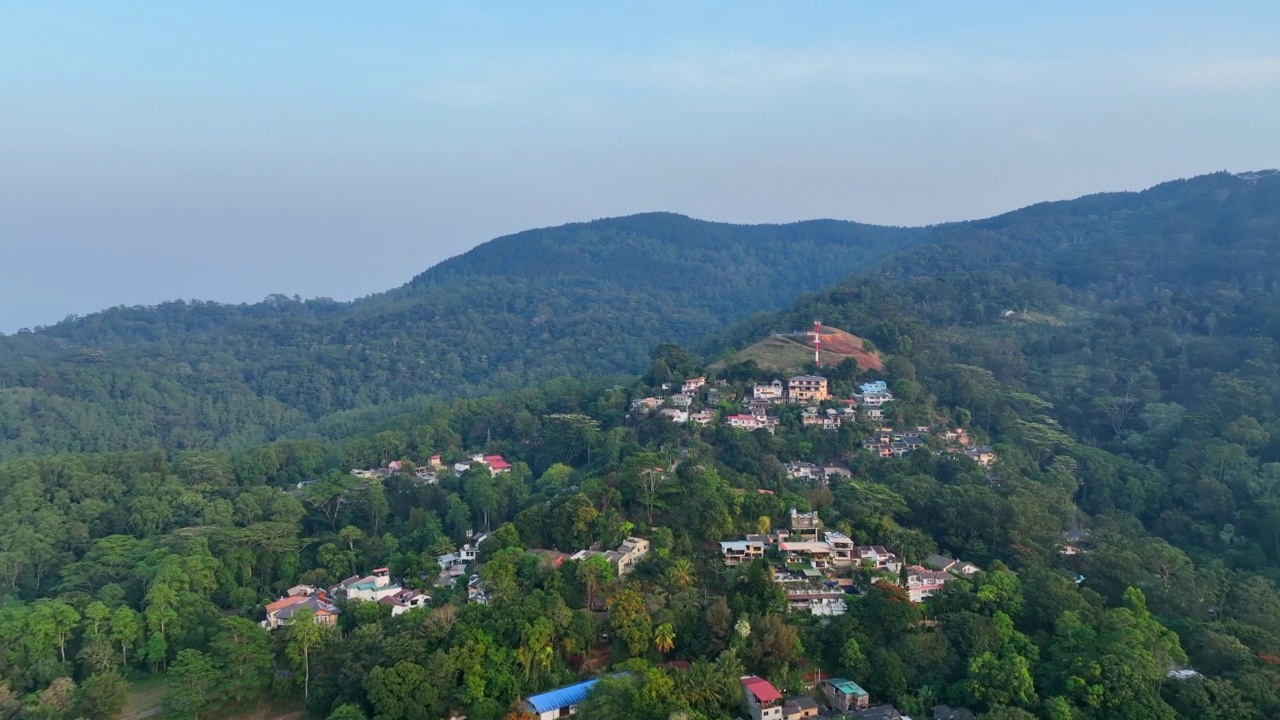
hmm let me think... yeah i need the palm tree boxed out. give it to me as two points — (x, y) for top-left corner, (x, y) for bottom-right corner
(665, 557), (695, 591)
(654, 622), (676, 655)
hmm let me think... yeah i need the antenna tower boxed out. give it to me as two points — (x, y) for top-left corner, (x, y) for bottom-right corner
(812, 320), (822, 367)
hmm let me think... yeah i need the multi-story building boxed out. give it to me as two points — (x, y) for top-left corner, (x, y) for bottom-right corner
(605, 536), (650, 576)
(720, 539), (767, 566)
(742, 676), (784, 720)
(788, 375), (829, 402)
(789, 507), (822, 540)
(905, 565), (951, 602)
(754, 380), (785, 400)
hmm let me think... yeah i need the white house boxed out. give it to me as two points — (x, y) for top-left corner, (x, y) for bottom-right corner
(338, 568), (402, 602)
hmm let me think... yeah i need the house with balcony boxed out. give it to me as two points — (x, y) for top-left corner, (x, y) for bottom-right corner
(904, 565), (951, 602)
(780, 541), (833, 569)
(720, 539), (768, 566)
(682, 376), (707, 393)
(754, 380), (785, 401)
(788, 375), (829, 402)
(853, 545), (901, 573)
(742, 676), (784, 720)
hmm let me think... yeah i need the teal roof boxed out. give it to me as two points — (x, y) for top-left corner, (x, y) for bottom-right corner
(827, 677), (869, 697)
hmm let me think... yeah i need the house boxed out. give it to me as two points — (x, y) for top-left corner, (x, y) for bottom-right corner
(782, 695), (821, 720)
(780, 541), (832, 569)
(742, 676), (784, 720)
(824, 531), (855, 566)
(435, 563), (468, 587)
(850, 705), (904, 720)
(378, 588), (431, 616)
(339, 567), (403, 602)
(631, 397), (663, 412)
(706, 388), (721, 404)
(965, 446), (996, 467)
(859, 381), (889, 395)
(467, 575), (489, 604)
(458, 533), (488, 563)
(801, 408), (842, 430)
(864, 407), (885, 421)
(523, 678), (599, 719)
(905, 565), (951, 602)
(720, 539), (767, 566)
(853, 545), (901, 573)
(823, 465), (852, 481)
(785, 586), (847, 616)
(682, 376), (707, 393)
(671, 393), (694, 408)
(605, 536), (650, 576)
(821, 678), (870, 712)
(659, 408), (689, 424)
(689, 410), (716, 427)
(726, 414), (773, 432)
(483, 455), (512, 474)
(788, 375), (829, 402)
(754, 380), (785, 401)
(789, 507), (822, 540)
(264, 589), (340, 630)
(429, 454), (444, 468)
(924, 555), (981, 577)
(785, 461), (821, 481)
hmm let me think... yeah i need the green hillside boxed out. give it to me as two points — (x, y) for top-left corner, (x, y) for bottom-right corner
(0, 213), (927, 459)
(3, 171), (1280, 719)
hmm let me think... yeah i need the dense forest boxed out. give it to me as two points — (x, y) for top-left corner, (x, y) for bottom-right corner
(0, 213), (927, 460)
(3, 170), (1280, 720)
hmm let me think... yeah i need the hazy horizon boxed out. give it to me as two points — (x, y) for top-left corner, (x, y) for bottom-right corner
(4, 1), (1279, 332)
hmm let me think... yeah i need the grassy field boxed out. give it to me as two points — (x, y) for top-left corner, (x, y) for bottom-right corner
(713, 325), (883, 374)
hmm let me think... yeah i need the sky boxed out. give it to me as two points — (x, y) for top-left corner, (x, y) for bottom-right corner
(2, 1), (1279, 332)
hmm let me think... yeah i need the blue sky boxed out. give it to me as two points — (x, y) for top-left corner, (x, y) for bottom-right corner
(2, 1), (1279, 331)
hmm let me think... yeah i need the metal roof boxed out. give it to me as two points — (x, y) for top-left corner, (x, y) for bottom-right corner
(524, 678), (599, 713)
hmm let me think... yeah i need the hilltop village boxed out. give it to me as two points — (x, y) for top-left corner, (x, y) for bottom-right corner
(252, 352), (1035, 720)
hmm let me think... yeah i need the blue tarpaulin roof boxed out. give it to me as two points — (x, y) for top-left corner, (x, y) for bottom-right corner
(525, 678), (600, 713)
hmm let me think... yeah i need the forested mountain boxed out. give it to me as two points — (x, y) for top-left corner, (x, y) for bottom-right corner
(0, 213), (927, 459)
(4, 170), (1280, 719)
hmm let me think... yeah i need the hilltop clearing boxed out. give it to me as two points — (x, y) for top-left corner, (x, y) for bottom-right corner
(713, 325), (883, 373)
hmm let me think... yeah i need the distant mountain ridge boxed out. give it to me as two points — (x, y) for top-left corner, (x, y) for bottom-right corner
(0, 212), (930, 457)
(4, 171), (1276, 459)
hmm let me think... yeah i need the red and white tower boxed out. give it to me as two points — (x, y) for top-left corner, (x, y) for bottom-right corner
(812, 320), (822, 367)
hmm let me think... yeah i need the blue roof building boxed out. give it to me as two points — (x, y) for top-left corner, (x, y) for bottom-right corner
(860, 381), (888, 395)
(524, 678), (600, 718)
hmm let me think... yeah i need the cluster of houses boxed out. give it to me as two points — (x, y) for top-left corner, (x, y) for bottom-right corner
(859, 422), (997, 468)
(264, 567), (433, 630)
(636, 374), (874, 435)
(719, 509), (982, 609)
(347, 452), (515, 488)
